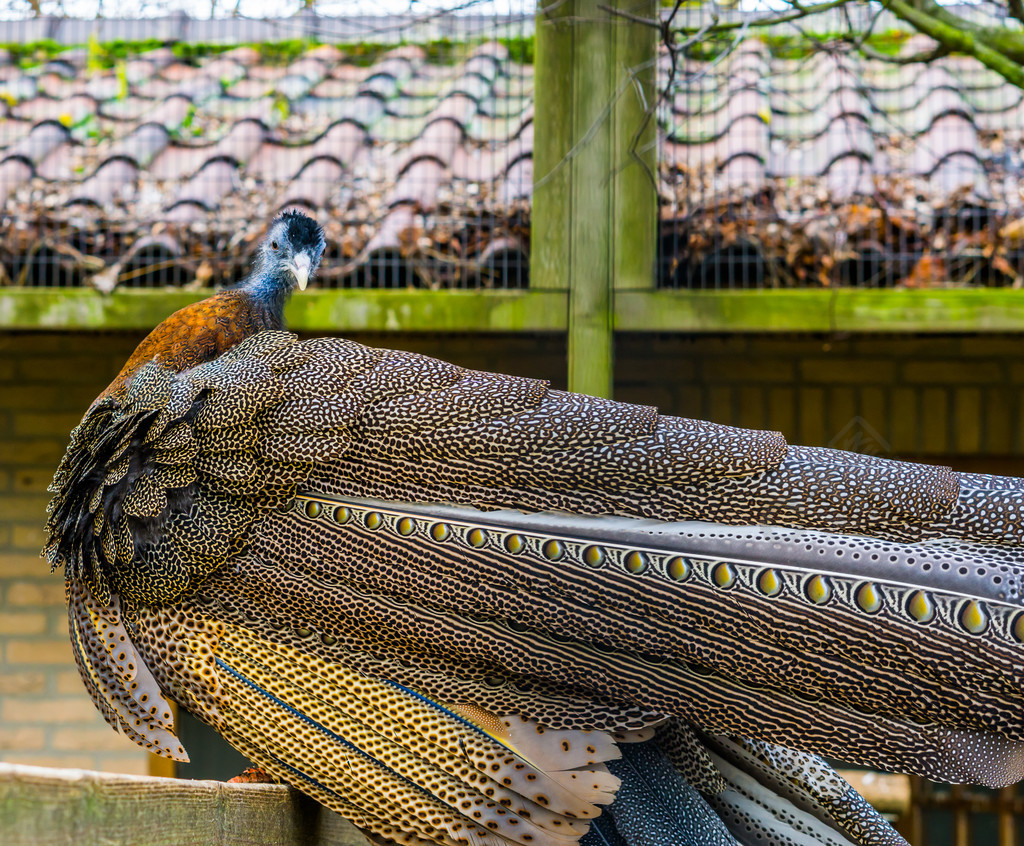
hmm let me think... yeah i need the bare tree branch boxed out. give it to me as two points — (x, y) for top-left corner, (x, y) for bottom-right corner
(673, 0), (851, 34)
(858, 41), (949, 64)
(884, 0), (1024, 89)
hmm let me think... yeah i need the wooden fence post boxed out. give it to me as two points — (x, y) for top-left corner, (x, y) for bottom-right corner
(532, 0), (658, 398)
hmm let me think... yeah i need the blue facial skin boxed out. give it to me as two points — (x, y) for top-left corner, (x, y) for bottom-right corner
(245, 210), (327, 320)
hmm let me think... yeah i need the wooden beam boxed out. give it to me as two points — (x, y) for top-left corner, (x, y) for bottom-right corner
(612, 0), (657, 294)
(9, 288), (1024, 335)
(0, 763), (367, 846)
(0, 289), (568, 333)
(615, 288), (1024, 333)
(534, 0), (658, 398)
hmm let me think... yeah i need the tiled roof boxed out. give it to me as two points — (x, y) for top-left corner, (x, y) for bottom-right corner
(661, 36), (1020, 202)
(0, 41), (532, 290)
(0, 34), (1022, 291)
(661, 35), (1024, 288)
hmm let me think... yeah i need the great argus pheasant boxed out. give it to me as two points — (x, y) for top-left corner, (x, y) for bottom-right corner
(43, 210), (1024, 846)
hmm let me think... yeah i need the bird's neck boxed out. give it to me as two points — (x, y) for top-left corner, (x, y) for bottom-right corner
(243, 269), (291, 329)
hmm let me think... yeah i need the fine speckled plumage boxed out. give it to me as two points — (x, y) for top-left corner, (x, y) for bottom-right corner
(43, 220), (1024, 846)
(97, 209), (325, 405)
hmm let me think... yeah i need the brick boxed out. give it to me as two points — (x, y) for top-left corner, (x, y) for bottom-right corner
(614, 385), (673, 411)
(849, 336), (961, 357)
(6, 638), (73, 665)
(953, 387), (982, 455)
(12, 412), (82, 439)
(1, 753), (95, 769)
(708, 386), (734, 427)
(825, 387), (857, 449)
(766, 388), (795, 437)
(690, 336), (748, 357)
(0, 495), (50, 521)
(741, 333), (819, 354)
(4, 334), (69, 355)
(56, 670), (86, 695)
(1, 696), (100, 724)
(797, 387), (826, 447)
(0, 671), (46, 694)
(6, 581), (66, 606)
(52, 726), (143, 753)
(1, 553), (50, 577)
(0, 727), (45, 751)
(983, 388), (1013, 454)
(0, 386), (62, 410)
(17, 357), (111, 384)
(49, 609), (70, 636)
(1007, 363), (1024, 385)
(618, 356), (696, 384)
(672, 386), (704, 419)
(98, 754), (152, 776)
(800, 358), (896, 385)
(904, 361), (1003, 384)
(12, 468), (59, 494)
(735, 386), (765, 431)
(0, 611), (48, 635)
(889, 387), (919, 455)
(0, 439), (65, 466)
(958, 336), (1024, 357)
(12, 525), (46, 551)
(858, 387), (888, 451)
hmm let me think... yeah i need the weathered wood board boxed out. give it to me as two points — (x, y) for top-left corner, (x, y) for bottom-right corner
(0, 763), (369, 846)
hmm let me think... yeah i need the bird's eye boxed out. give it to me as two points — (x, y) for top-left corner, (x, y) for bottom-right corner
(271, 241), (279, 251)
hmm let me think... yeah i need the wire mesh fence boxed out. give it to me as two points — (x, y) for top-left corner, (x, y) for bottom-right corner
(1, 3), (1022, 293)
(657, 6), (1024, 290)
(0, 5), (534, 290)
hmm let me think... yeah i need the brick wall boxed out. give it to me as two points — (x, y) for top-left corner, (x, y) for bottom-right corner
(0, 332), (151, 774)
(1, 329), (1022, 775)
(616, 334), (1024, 472)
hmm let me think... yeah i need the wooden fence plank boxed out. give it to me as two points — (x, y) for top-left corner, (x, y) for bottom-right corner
(0, 763), (368, 846)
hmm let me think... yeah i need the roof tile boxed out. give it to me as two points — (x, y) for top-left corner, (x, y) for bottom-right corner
(279, 156), (346, 210)
(0, 157), (33, 204)
(68, 157), (139, 208)
(168, 158), (238, 214)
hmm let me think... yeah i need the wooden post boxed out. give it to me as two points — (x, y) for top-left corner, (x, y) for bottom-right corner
(532, 0), (658, 398)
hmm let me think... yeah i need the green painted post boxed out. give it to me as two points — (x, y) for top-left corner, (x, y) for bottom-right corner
(533, 0), (658, 398)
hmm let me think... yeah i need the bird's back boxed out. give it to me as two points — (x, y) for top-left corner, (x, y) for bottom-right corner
(97, 290), (279, 403)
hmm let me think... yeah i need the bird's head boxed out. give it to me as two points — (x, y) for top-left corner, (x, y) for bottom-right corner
(255, 209), (327, 293)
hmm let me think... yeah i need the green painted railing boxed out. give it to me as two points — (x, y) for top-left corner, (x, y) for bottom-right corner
(3, 288), (1024, 334)
(0, 289), (567, 333)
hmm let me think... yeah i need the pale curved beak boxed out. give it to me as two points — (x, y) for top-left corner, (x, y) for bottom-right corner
(290, 252), (312, 291)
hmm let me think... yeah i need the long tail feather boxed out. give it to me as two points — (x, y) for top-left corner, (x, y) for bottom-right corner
(239, 494), (1024, 786)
